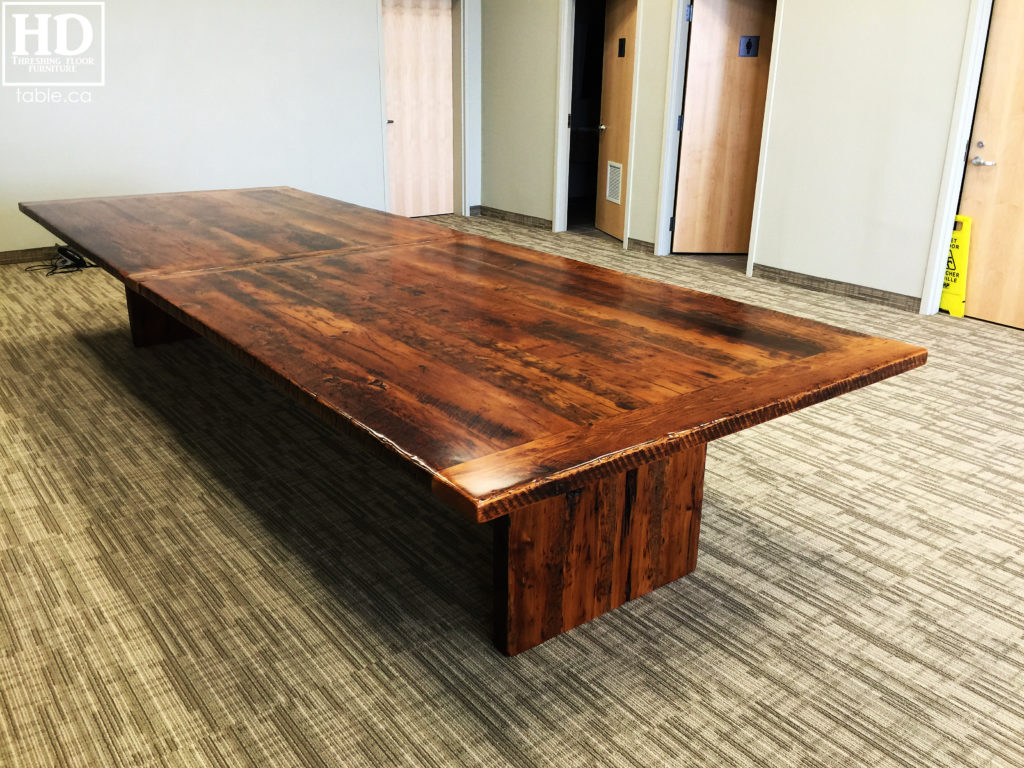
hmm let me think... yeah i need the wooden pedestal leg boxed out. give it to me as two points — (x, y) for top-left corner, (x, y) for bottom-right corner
(493, 445), (707, 655)
(125, 287), (197, 347)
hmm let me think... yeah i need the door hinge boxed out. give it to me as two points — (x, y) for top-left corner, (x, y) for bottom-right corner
(677, 114), (683, 131)
(669, 216), (676, 232)
(685, 4), (693, 22)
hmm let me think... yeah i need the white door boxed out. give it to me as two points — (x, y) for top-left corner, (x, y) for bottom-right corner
(382, 0), (455, 217)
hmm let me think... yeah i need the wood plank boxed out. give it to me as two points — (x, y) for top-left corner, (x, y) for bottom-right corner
(431, 235), (848, 365)
(137, 268), (579, 469)
(251, 259), (651, 420)
(495, 446), (705, 655)
(362, 241), (779, 382)
(19, 187), (454, 284)
(254, 248), (707, 406)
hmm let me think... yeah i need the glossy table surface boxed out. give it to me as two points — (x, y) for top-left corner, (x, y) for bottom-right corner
(21, 187), (928, 522)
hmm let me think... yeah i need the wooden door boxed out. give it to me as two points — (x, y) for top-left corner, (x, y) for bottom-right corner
(595, 0), (637, 241)
(672, 0), (775, 253)
(382, 0), (454, 218)
(960, 0), (1024, 329)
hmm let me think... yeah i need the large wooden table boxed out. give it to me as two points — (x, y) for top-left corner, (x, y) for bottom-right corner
(20, 188), (927, 654)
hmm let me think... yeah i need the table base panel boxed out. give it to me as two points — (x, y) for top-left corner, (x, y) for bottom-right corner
(494, 445), (706, 655)
(125, 288), (198, 347)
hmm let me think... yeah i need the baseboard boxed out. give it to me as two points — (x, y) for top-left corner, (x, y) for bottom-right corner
(752, 264), (920, 313)
(478, 206), (552, 231)
(0, 245), (58, 266)
(469, 205), (483, 217)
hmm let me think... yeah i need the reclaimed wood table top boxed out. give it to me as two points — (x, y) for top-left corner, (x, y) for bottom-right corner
(21, 187), (928, 522)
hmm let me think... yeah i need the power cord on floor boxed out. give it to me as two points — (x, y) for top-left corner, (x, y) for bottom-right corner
(25, 245), (98, 276)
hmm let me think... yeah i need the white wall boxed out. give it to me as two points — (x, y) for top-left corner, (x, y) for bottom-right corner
(751, 0), (973, 299)
(480, 0), (560, 221)
(1, 0), (388, 252)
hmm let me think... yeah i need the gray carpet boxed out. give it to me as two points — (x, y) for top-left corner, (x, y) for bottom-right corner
(1, 215), (1022, 767)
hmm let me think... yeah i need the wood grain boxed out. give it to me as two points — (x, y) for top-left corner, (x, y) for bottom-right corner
(19, 187), (455, 286)
(673, 0), (776, 253)
(595, 0), (637, 241)
(961, 0), (1024, 329)
(495, 446), (705, 655)
(20, 188), (927, 520)
(436, 337), (925, 520)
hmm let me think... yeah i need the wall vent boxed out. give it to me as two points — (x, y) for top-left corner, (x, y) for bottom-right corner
(606, 161), (623, 205)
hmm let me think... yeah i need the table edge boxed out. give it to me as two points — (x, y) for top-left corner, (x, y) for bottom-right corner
(433, 341), (927, 522)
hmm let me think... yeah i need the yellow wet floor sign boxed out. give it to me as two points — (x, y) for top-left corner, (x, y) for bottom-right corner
(940, 215), (971, 317)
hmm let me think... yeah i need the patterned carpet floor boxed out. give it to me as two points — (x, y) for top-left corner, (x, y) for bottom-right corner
(1, 215), (1023, 767)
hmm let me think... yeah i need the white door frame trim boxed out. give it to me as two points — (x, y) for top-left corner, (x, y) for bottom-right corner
(746, 0), (786, 276)
(621, 0), (646, 249)
(749, 0), (786, 278)
(376, 1), (391, 212)
(552, 0), (575, 232)
(653, 0), (689, 256)
(452, 0), (470, 216)
(919, 0), (994, 314)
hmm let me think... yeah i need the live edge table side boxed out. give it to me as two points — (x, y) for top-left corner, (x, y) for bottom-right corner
(20, 187), (928, 655)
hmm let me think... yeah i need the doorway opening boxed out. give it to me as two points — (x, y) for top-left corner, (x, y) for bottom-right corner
(554, 0), (637, 242)
(566, 0), (606, 230)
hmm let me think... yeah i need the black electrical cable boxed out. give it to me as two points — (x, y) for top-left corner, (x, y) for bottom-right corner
(25, 245), (98, 276)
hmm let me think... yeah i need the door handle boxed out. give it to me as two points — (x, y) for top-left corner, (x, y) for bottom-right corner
(599, 124), (607, 132)
(971, 156), (995, 166)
